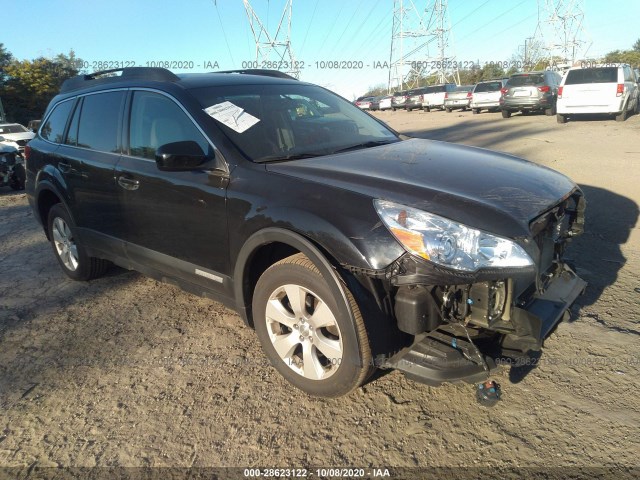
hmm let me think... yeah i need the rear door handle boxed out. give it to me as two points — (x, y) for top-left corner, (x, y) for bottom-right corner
(117, 175), (140, 191)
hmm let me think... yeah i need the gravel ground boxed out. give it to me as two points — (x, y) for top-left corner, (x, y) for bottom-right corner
(1, 109), (639, 477)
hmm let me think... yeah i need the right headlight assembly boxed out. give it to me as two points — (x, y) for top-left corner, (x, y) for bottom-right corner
(374, 199), (533, 272)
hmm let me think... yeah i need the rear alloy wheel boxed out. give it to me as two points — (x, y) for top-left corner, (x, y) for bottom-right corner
(47, 204), (110, 281)
(253, 253), (373, 397)
(501, 110), (511, 118)
(557, 113), (567, 124)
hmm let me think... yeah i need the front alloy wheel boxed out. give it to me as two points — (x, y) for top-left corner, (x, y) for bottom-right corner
(253, 253), (373, 397)
(265, 284), (343, 380)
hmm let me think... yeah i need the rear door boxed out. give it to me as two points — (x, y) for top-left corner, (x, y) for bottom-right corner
(114, 89), (230, 286)
(56, 90), (126, 240)
(505, 74), (545, 100)
(559, 68), (618, 107)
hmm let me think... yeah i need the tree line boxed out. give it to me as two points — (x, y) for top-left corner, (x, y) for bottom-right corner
(0, 44), (82, 125)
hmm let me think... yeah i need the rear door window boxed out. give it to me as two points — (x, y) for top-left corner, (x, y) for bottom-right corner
(76, 91), (125, 153)
(40, 100), (74, 144)
(565, 68), (618, 85)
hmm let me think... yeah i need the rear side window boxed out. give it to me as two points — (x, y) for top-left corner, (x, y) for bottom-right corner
(507, 74), (545, 87)
(565, 68), (618, 85)
(40, 100), (74, 143)
(76, 91), (125, 153)
(128, 91), (210, 160)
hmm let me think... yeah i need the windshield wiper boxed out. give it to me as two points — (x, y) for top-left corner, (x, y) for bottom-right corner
(332, 140), (398, 154)
(257, 152), (326, 163)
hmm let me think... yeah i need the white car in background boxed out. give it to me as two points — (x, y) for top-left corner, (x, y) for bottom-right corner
(556, 64), (639, 123)
(378, 95), (392, 111)
(0, 123), (35, 153)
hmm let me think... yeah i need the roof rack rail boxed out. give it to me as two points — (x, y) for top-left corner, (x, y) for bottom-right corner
(60, 67), (180, 93)
(213, 69), (298, 81)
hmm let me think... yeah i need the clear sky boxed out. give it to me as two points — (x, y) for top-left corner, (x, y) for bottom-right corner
(3, 0), (639, 99)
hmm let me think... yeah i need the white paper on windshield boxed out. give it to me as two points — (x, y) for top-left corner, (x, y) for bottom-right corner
(203, 101), (260, 133)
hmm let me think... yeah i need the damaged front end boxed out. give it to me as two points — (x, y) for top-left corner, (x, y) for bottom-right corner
(351, 191), (587, 386)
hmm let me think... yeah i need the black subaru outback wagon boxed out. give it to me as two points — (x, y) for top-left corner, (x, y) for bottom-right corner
(26, 68), (586, 397)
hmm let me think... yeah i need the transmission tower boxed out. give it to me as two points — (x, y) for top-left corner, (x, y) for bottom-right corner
(388, 0), (459, 92)
(243, 0), (300, 79)
(533, 0), (591, 68)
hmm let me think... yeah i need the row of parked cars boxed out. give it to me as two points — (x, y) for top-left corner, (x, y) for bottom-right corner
(355, 63), (640, 123)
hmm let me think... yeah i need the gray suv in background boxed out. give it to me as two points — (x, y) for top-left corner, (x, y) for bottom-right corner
(500, 71), (562, 118)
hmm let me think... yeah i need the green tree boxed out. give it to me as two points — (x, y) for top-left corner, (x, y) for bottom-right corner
(0, 43), (13, 84)
(1, 52), (82, 124)
(633, 38), (640, 52)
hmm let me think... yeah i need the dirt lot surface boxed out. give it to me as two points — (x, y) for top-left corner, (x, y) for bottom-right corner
(1, 109), (639, 476)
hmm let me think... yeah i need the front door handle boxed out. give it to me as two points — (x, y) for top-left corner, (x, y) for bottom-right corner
(117, 175), (140, 191)
(58, 162), (71, 173)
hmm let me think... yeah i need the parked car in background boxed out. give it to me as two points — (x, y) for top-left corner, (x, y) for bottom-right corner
(422, 84), (457, 111)
(378, 95), (393, 111)
(469, 79), (508, 114)
(28, 120), (42, 132)
(405, 87), (428, 111)
(391, 90), (409, 111)
(0, 141), (25, 190)
(26, 67), (586, 398)
(500, 71), (561, 118)
(444, 85), (474, 112)
(556, 64), (639, 123)
(355, 96), (376, 110)
(0, 123), (35, 153)
(368, 96), (382, 111)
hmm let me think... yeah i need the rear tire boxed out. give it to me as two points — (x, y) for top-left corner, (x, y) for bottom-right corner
(253, 253), (373, 397)
(473, 108), (480, 115)
(557, 113), (567, 124)
(47, 204), (110, 281)
(544, 106), (555, 116)
(501, 110), (511, 118)
(615, 107), (628, 122)
(446, 107), (452, 113)
(423, 107), (430, 112)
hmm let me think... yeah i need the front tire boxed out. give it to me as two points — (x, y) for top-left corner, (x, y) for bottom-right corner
(615, 106), (628, 122)
(473, 108), (480, 114)
(557, 113), (567, 124)
(446, 107), (452, 113)
(253, 253), (373, 397)
(47, 204), (110, 281)
(501, 110), (511, 118)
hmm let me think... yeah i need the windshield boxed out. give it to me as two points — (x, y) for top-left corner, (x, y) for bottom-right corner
(190, 83), (399, 162)
(0, 124), (28, 134)
(565, 68), (618, 85)
(507, 74), (544, 87)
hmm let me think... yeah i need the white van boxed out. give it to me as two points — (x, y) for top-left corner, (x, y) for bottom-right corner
(556, 64), (639, 123)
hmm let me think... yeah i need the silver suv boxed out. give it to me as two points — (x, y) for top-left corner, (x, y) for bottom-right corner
(470, 79), (508, 114)
(500, 71), (562, 118)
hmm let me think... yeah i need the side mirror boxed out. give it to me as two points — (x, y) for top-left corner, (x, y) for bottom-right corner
(155, 141), (209, 171)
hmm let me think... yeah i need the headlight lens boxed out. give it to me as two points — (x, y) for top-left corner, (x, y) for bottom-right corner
(374, 199), (533, 272)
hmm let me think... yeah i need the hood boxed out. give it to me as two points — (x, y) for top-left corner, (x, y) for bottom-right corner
(267, 138), (578, 238)
(0, 132), (35, 142)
